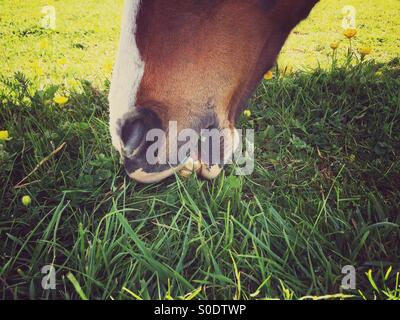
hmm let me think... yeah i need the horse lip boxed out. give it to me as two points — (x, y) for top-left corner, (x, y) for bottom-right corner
(199, 164), (223, 180)
(128, 163), (186, 184)
(128, 158), (224, 183)
(126, 124), (239, 183)
(127, 157), (203, 183)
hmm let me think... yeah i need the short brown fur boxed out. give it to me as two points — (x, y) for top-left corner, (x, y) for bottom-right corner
(135, 0), (319, 132)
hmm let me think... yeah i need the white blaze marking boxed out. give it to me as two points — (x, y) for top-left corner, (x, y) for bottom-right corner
(109, 0), (144, 154)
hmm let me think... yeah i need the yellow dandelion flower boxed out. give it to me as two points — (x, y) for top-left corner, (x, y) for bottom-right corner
(0, 130), (10, 141)
(243, 109), (252, 117)
(32, 61), (44, 76)
(103, 59), (114, 74)
(54, 96), (69, 105)
(67, 78), (80, 89)
(330, 42), (340, 50)
(358, 46), (372, 57)
(343, 28), (357, 39)
(39, 38), (49, 50)
(35, 66), (44, 76)
(375, 71), (383, 77)
(264, 71), (274, 80)
(57, 57), (67, 66)
(22, 195), (32, 207)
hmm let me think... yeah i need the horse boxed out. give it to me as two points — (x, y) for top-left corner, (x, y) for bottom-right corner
(109, 0), (319, 183)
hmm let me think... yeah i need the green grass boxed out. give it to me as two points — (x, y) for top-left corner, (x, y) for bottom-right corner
(281, 0), (400, 70)
(1, 0), (400, 300)
(1, 0), (400, 81)
(0, 0), (123, 84)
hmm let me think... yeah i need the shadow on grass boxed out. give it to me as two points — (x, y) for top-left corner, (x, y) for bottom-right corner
(0, 58), (399, 299)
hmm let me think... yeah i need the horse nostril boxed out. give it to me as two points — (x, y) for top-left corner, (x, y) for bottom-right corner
(121, 119), (146, 157)
(120, 108), (162, 159)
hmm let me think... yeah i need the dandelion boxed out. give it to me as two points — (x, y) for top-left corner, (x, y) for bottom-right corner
(57, 57), (67, 66)
(39, 38), (49, 50)
(32, 61), (44, 76)
(66, 78), (80, 90)
(243, 109), (252, 117)
(35, 66), (44, 76)
(375, 71), (383, 77)
(330, 42), (340, 50)
(358, 46), (372, 59)
(103, 59), (114, 74)
(16, 268), (25, 277)
(0, 130), (10, 141)
(54, 96), (69, 105)
(330, 42), (340, 68)
(21, 195), (32, 207)
(264, 71), (274, 80)
(343, 28), (357, 39)
(36, 68), (44, 76)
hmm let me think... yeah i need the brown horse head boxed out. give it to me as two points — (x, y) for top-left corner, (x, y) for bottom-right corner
(109, 0), (319, 183)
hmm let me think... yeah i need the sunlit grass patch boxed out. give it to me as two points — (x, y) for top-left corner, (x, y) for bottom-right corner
(279, 0), (400, 70)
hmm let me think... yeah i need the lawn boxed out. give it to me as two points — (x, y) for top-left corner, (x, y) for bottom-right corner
(0, 0), (399, 300)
